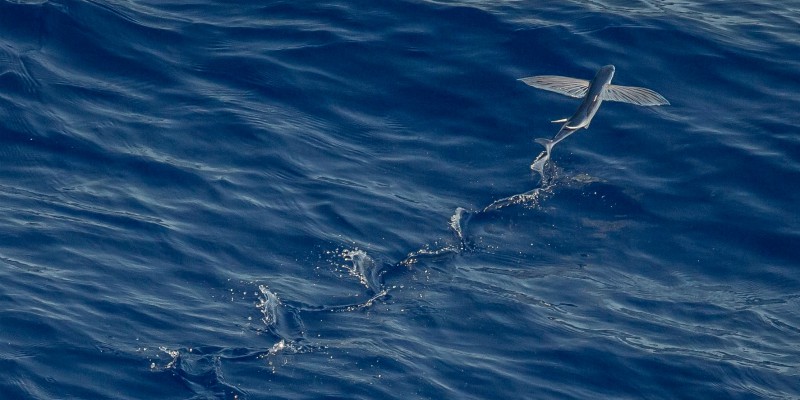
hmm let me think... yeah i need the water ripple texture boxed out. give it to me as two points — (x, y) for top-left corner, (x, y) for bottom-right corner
(1, 0), (799, 399)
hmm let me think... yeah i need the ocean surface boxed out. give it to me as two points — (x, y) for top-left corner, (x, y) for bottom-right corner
(1, 0), (799, 398)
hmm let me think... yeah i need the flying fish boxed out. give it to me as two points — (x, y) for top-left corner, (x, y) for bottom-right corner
(519, 65), (669, 171)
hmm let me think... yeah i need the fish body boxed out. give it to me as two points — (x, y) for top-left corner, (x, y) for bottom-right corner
(562, 64), (616, 130)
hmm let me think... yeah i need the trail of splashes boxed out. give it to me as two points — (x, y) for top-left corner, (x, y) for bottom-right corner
(400, 156), (564, 266)
(327, 288), (389, 312)
(399, 206), (474, 267)
(482, 183), (554, 212)
(401, 243), (461, 267)
(345, 159), (595, 285)
(248, 151), (569, 365)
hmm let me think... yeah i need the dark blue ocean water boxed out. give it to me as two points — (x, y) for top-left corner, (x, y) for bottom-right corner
(1, 0), (799, 398)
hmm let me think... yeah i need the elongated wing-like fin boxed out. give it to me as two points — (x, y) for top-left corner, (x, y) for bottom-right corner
(602, 84), (670, 106)
(518, 76), (590, 99)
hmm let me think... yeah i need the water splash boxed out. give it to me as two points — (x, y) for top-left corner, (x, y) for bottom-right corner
(340, 248), (377, 291)
(254, 284), (309, 359)
(531, 148), (550, 175)
(157, 346), (182, 370)
(449, 207), (469, 242)
(256, 284), (280, 327)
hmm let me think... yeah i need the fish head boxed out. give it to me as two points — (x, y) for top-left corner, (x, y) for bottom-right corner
(594, 65), (615, 86)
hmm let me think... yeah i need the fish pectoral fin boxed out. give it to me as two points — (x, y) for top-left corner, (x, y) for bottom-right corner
(601, 84), (670, 106)
(518, 76), (590, 99)
(565, 124), (580, 129)
(551, 118), (568, 123)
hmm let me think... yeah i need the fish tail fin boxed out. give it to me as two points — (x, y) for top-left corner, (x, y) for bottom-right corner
(534, 138), (554, 154)
(531, 138), (554, 173)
